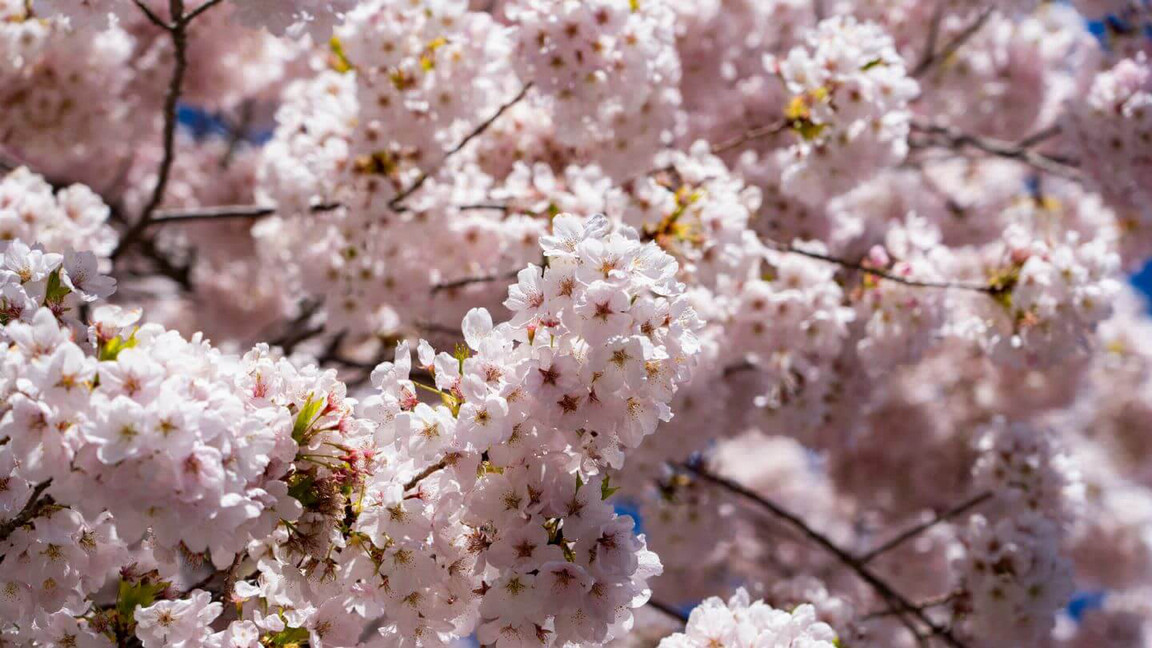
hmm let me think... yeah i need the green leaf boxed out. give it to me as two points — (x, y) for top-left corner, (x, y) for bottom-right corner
(790, 117), (828, 142)
(601, 475), (620, 501)
(116, 578), (168, 625)
(263, 626), (311, 647)
(43, 268), (70, 306)
(293, 396), (325, 444)
(98, 331), (138, 362)
(329, 36), (353, 73)
(860, 57), (885, 71)
(453, 343), (471, 374)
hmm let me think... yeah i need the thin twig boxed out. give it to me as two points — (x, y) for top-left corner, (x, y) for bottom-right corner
(457, 203), (511, 212)
(431, 269), (519, 294)
(913, 7), (994, 78)
(388, 83), (534, 211)
(404, 458), (450, 491)
(264, 300), (324, 354)
(183, 0), (226, 23)
(1016, 124), (1062, 150)
(859, 492), (993, 564)
(711, 121), (788, 155)
(0, 481), (53, 545)
(764, 239), (995, 294)
(909, 122), (1080, 180)
(132, 0), (169, 29)
(682, 462), (967, 648)
(863, 592), (961, 622)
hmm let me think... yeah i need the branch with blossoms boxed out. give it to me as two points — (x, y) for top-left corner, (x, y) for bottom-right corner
(106, 82), (534, 233)
(2, 2), (1149, 647)
(388, 82), (535, 211)
(762, 238), (997, 294)
(682, 462), (970, 648)
(859, 491), (994, 564)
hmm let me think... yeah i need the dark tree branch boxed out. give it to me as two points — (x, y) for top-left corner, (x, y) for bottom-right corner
(0, 481), (53, 545)
(431, 269), (519, 294)
(456, 203), (511, 212)
(859, 492), (993, 564)
(132, 0), (169, 29)
(682, 462), (968, 648)
(113, 0), (227, 260)
(145, 202), (340, 226)
(647, 598), (689, 624)
(404, 458), (450, 491)
(763, 239), (995, 294)
(389, 83), (534, 211)
(711, 121), (789, 156)
(183, 0), (226, 23)
(131, 79), (529, 229)
(269, 301), (325, 354)
(863, 592), (961, 622)
(913, 2), (947, 78)
(909, 122), (1080, 180)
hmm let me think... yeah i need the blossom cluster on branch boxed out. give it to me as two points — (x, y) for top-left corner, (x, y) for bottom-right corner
(3, 0), (1152, 647)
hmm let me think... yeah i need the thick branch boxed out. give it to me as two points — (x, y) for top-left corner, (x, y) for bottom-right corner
(146, 202), (340, 226)
(859, 492), (993, 564)
(682, 463), (967, 648)
(113, 0), (225, 260)
(647, 598), (689, 625)
(388, 83), (534, 211)
(912, 2), (947, 78)
(0, 481), (53, 545)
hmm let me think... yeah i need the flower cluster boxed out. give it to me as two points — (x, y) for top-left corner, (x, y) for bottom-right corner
(6, 1), (1152, 646)
(231, 0), (356, 39)
(969, 224), (1122, 368)
(657, 588), (839, 648)
(507, 0), (682, 176)
(341, 0), (515, 170)
(957, 419), (1080, 645)
(0, 240), (115, 336)
(767, 16), (919, 203)
(1068, 54), (1152, 223)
